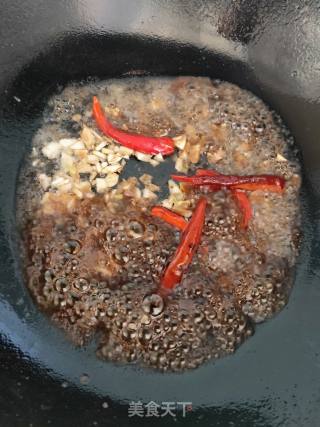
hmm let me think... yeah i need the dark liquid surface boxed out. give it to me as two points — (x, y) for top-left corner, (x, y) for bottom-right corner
(18, 77), (301, 371)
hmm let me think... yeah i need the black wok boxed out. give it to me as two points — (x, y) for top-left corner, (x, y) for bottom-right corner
(0, 0), (320, 426)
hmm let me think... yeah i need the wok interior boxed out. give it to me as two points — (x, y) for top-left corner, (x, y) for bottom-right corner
(1, 2), (320, 424)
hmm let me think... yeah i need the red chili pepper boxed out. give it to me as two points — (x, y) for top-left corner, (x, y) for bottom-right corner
(171, 172), (285, 192)
(195, 169), (252, 229)
(92, 97), (175, 156)
(232, 189), (253, 229)
(160, 197), (207, 292)
(151, 206), (188, 231)
(194, 169), (221, 191)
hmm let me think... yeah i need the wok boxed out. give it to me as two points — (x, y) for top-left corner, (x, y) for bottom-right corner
(0, 0), (320, 426)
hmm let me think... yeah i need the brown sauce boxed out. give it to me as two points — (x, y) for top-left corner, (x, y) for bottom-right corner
(18, 77), (301, 371)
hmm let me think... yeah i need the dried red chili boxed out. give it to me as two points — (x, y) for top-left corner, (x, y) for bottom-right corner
(160, 197), (207, 292)
(151, 206), (187, 231)
(171, 172), (285, 193)
(195, 169), (252, 229)
(232, 189), (253, 229)
(92, 96), (175, 156)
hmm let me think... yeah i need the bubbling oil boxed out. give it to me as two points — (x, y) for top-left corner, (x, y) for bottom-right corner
(18, 77), (301, 371)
